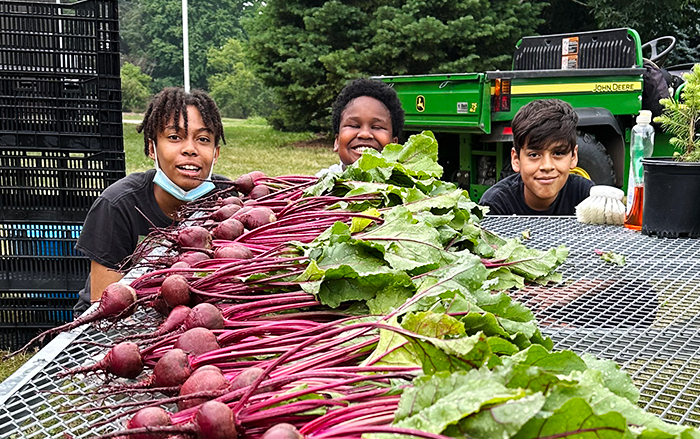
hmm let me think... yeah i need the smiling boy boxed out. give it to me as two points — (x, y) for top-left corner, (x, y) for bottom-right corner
(480, 99), (594, 215)
(317, 78), (405, 176)
(74, 87), (228, 313)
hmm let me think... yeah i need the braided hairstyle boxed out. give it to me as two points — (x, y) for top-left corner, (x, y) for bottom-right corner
(137, 87), (225, 156)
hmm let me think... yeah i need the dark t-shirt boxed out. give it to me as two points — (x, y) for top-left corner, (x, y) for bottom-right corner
(74, 170), (231, 314)
(479, 173), (594, 215)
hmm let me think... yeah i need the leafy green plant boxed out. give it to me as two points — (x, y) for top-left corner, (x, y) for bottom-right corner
(654, 63), (700, 161)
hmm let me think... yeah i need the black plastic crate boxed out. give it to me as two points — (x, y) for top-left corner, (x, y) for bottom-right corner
(0, 74), (123, 143)
(0, 149), (125, 222)
(0, 0), (120, 76)
(0, 290), (78, 325)
(0, 222), (89, 291)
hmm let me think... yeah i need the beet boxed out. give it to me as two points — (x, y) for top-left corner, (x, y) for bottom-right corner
(232, 205), (253, 219)
(127, 407), (172, 439)
(248, 184), (270, 200)
(184, 303), (224, 330)
(211, 218), (245, 240)
(262, 423), (304, 439)
(229, 366), (265, 391)
(233, 173), (254, 195)
(161, 274), (191, 308)
(213, 243), (253, 259)
(218, 195), (243, 206)
(211, 204), (241, 222)
(130, 304), (191, 338)
(237, 207), (276, 230)
(178, 367), (231, 410)
(177, 226), (212, 250)
(177, 251), (211, 266)
(153, 348), (192, 388)
(248, 170), (267, 182)
(174, 328), (220, 357)
(62, 341), (143, 379)
(193, 401), (237, 439)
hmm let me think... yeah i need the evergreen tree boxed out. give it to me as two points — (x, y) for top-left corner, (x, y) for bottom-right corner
(244, 0), (545, 132)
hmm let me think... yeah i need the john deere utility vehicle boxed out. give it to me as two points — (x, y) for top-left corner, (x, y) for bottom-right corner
(375, 28), (690, 201)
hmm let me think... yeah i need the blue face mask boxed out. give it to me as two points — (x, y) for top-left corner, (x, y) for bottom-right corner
(152, 145), (216, 202)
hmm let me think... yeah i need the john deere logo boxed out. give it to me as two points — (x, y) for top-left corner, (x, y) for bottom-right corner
(416, 95), (425, 112)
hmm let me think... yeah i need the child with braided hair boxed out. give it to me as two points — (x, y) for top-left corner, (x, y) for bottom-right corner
(74, 87), (229, 314)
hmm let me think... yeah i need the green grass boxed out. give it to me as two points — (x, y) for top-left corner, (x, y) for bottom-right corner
(122, 116), (338, 178)
(0, 350), (35, 383)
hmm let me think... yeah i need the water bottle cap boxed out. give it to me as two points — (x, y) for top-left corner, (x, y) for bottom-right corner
(636, 110), (652, 124)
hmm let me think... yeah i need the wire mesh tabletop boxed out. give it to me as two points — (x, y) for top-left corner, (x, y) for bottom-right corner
(2, 215), (700, 437)
(482, 216), (700, 425)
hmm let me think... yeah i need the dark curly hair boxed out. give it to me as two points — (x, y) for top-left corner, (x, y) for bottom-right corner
(331, 78), (405, 138)
(137, 87), (225, 156)
(511, 99), (578, 155)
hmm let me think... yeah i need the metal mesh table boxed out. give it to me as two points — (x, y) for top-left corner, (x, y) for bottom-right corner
(2, 215), (700, 437)
(483, 216), (700, 424)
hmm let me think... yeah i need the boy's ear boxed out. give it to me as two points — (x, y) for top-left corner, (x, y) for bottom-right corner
(148, 140), (156, 160)
(570, 145), (579, 169)
(333, 136), (340, 152)
(391, 136), (398, 144)
(510, 147), (521, 172)
(213, 145), (221, 165)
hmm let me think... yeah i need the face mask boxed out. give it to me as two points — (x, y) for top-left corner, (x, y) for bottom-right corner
(152, 143), (216, 202)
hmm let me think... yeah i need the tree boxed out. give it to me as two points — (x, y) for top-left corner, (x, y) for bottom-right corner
(244, 0), (545, 132)
(207, 39), (275, 119)
(120, 0), (260, 91)
(121, 63), (152, 112)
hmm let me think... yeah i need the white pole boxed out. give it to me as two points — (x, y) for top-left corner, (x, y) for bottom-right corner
(182, 0), (190, 92)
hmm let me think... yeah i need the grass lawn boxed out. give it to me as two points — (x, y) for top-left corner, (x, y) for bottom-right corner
(0, 115), (337, 384)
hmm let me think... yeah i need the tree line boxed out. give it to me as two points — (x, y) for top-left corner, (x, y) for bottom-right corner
(119, 0), (699, 132)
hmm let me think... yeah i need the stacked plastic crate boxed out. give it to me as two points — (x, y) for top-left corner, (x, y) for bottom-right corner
(0, 0), (125, 351)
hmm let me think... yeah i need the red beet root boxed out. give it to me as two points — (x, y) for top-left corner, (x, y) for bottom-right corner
(248, 170), (267, 182)
(237, 207), (276, 230)
(211, 204), (241, 222)
(127, 407), (172, 439)
(184, 303), (224, 330)
(63, 341), (143, 379)
(174, 328), (220, 357)
(233, 173), (254, 195)
(111, 400), (236, 439)
(213, 243), (253, 259)
(248, 184), (270, 200)
(229, 366), (265, 391)
(178, 367), (231, 410)
(177, 251), (211, 266)
(161, 274), (191, 308)
(153, 348), (193, 388)
(193, 401), (237, 439)
(218, 195), (243, 206)
(177, 226), (212, 250)
(262, 423), (304, 439)
(211, 218), (245, 240)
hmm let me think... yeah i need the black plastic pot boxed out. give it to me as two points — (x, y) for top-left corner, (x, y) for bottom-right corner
(642, 157), (700, 238)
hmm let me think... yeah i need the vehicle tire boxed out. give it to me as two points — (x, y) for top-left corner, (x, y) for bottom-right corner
(576, 131), (616, 186)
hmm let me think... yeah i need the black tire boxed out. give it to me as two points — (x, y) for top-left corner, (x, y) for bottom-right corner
(576, 131), (616, 186)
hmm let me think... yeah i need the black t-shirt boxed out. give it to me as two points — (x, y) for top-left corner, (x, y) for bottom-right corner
(479, 173), (594, 215)
(74, 170), (231, 314)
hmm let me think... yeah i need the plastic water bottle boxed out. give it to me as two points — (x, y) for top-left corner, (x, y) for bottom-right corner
(624, 110), (655, 230)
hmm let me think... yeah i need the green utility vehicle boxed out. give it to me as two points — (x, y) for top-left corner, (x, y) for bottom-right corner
(375, 28), (689, 201)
